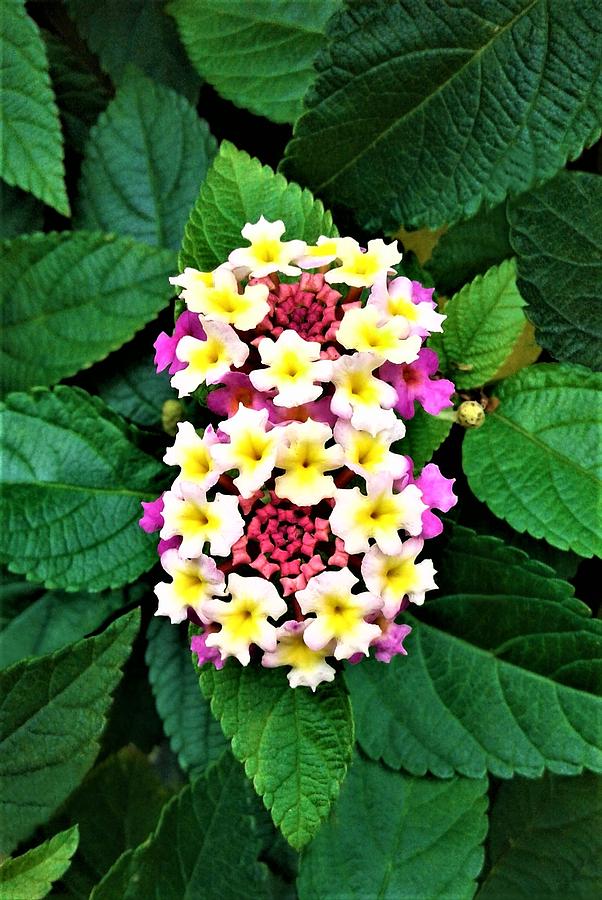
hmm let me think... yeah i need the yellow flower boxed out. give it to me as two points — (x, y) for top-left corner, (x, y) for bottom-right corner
(330, 475), (427, 555)
(361, 538), (437, 617)
(333, 418), (407, 483)
(296, 568), (382, 660)
(336, 305), (422, 364)
(250, 329), (333, 407)
(274, 419), (344, 505)
(169, 267), (214, 294)
(163, 422), (227, 490)
(228, 216), (307, 277)
(160, 483), (244, 557)
(210, 404), (282, 498)
(204, 574), (287, 665)
(170, 317), (249, 397)
(181, 266), (270, 331)
(154, 549), (226, 624)
(330, 351), (397, 435)
(262, 621), (336, 690)
(325, 237), (402, 287)
(294, 236), (340, 270)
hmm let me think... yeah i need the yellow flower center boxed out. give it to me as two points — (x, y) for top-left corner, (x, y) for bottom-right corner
(384, 558), (417, 595)
(253, 238), (282, 263)
(278, 635), (322, 669)
(388, 296), (418, 320)
(353, 434), (386, 470)
(233, 429), (273, 466)
(181, 446), (211, 479)
(189, 337), (226, 369)
(273, 349), (311, 381)
(321, 594), (361, 638)
(347, 252), (380, 277)
(176, 500), (216, 541)
(356, 494), (400, 532)
(223, 599), (264, 642)
(172, 570), (209, 607)
(346, 371), (379, 404)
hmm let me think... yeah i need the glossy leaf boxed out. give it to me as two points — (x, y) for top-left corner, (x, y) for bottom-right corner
(0, 232), (176, 395)
(463, 363), (602, 557)
(346, 530), (602, 778)
(0, 387), (164, 590)
(76, 73), (217, 250)
(168, 0), (340, 124)
(201, 661), (354, 850)
(90, 753), (270, 900)
(0, 611), (139, 854)
(283, 0), (602, 230)
(442, 259), (531, 389)
(478, 772), (602, 899)
(508, 170), (602, 371)
(146, 619), (227, 776)
(397, 408), (453, 472)
(0, 826), (79, 899)
(0, 0), (69, 215)
(299, 755), (488, 900)
(179, 140), (336, 272)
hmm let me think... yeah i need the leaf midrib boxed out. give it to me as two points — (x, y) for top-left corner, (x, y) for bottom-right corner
(311, 0), (541, 192)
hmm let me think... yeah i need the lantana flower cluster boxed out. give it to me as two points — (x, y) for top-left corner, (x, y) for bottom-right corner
(140, 217), (456, 690)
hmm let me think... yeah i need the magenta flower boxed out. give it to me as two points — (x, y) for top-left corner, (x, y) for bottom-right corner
(379, 348), (454, 418)
(139, 495), (164, 532)
(153, 311), (205, 375)
(207, 372), (275, 418)
(191, 630), (225, 670)
(396, 460), (457, 539)
(373, 622), (412, 663)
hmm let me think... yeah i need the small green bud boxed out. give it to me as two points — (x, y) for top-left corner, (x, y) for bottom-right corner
(456, 400), (485, 428)
(162, 399), (184, 436)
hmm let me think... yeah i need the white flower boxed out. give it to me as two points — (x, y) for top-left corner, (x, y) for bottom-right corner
(163, 422), (227, 490)
(296, 568), (382, 660)
(228, 216), (306, 277)
(160, 483), (244, 557)
(170, 317), (248, 397)
(210, 404), (282, 498)
(330, 351), (397, 435)
(361, 538), (437, 618)
(336, 305), (422, 364)
(204, 574), (287, 665)
(179, 265), (270, 331)
(325, 237), (402, 288)
(154, 549), (226, 624)
(367, 275), (445, 336)
(262, 620), (336, 690)
(250, 329), (333, 408)
(333, 418), (408, 483)
(294, 236), (340, 270)
(274, 418), (343, 506)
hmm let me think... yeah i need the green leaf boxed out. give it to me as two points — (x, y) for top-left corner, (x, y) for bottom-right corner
(0, 181), (43, 239)
(0, 585), (127, 668)
(0, 610), (139, 854)
(508, 170), (602, 371)
(478, 772), (602, 899)
(346, 530), (602, 779)
(441, 259), (531, 388)
(201, 661), (354, 850)
(50, 746), (169, 898)
(146, 618), (228, 776)
(168, 0), (340, 124)
(0, 826), (79, 899)
(180, 140), (337, 272)
(0, 0), (69, 215)
(0, 232), (176, 395)
(398, 407), (453, 472)
(65, 0), (200, 101)
(95, 347), (174, 428)
(299, 755), (488, 900)
(90, 753), (270, 900)
(282, 0), (602, 230)
(43, 30), (110, 155)
(463, 363), (602, 557)
(76, 73), (217, 250)
(0, 386), (164, 591)
(427, 203), (512, 295)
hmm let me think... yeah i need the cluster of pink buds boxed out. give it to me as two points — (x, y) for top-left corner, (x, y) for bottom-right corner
(140, 218), (456, 689)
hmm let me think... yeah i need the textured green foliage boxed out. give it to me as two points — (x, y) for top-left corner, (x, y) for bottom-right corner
(479, 773), (602, 898)
(0, 826), (79, 899)
(299, 755), (488, 900)
(95, 350), (174, 427)
(0, 387), (164, 590)
(76, 73), (217, 250)
(0, 0), (69, 215)
(0, 584), (127, 668)
(397, 408), (453, 472)
(283, 0), (602, 230)
(442, 259), (529, 388)
(43, 30), (110, 154)
(0, 232), (176, 395)
(168, 0), (340, 124)
(51, 747), (169, 898)
(509, 171), (602, 371)
(346, 530), (602, 778)
(0, 182), (43, 238)
(463, 363), (602, 557)
(65, 0), (199, 101)
(201, 661), (354, 850)
(0, 611), (139, 854)
(427, 204), (512, 294)
(146, 619), (227, 776)
(90, 753), (269, 900)
(180, 141), (337, 271)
